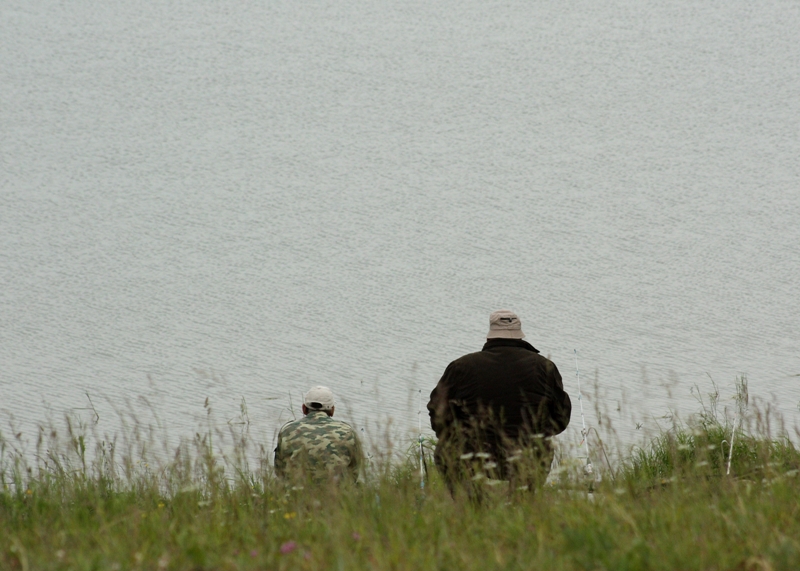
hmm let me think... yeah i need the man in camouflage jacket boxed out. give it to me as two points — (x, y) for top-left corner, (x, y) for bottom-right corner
(274, 386), (362, 483)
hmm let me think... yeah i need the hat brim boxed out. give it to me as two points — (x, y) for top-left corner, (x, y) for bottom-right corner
(486, 329), (525, 339)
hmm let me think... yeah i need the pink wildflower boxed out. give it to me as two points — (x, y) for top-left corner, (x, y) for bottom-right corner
(280, 541), (297, 555)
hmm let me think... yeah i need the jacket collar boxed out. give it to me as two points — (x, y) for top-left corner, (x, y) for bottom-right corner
(482, 338), (539, 353)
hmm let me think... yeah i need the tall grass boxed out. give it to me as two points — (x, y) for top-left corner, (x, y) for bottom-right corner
(2, 381), (800, 571)
(620, 378), (800, 487)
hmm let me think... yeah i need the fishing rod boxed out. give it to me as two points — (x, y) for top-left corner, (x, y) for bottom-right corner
(418, 389), (425, 490)
(726, 414), (738, 476)
(727, 378), (748, 475)
(574, 349), (594, 477)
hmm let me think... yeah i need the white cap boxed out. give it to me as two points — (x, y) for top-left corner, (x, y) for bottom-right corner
(486, 309), (525, 339)
(304, 386), (335, 411)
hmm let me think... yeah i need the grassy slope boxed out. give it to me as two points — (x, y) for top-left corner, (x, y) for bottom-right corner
(3, 471), (800, 570)
(3, 393), (800, 571)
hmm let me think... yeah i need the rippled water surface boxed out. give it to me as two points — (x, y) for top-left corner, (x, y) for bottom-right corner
(2, 0), (799, 457)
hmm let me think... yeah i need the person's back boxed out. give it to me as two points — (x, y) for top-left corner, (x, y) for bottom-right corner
(274, 386), (361, 484)
(428, 310), (571, 493)
(435, 338), (570, 445)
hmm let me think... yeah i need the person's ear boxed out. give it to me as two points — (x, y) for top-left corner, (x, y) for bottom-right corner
(328, 406), (335, 417)
(302, 404), (308, 415)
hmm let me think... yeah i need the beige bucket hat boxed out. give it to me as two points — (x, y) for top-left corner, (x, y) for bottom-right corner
(486, 309), (525, 339)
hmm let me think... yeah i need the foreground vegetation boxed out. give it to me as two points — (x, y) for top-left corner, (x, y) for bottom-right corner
(2, 385), (799, 570)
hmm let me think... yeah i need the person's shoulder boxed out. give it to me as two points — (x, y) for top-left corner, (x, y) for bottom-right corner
(437, 350), (485, 380)
(315, 418), (357, 441)
(278, 416), (309, 435)
(449, 349), (486, 367)
(326, 418), (356, 433)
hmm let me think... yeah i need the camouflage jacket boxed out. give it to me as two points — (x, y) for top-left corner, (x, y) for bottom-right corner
(274, 410), (362, 483)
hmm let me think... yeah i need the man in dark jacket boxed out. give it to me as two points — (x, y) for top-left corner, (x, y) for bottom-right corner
(427, 309), (571, 493)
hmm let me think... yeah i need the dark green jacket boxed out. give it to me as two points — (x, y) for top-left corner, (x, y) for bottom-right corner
(428, 338), (571, 449)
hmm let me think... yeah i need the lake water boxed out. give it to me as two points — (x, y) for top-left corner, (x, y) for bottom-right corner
(2, 0), (799, 462)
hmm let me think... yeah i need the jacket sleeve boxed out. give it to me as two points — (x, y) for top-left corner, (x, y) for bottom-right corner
(545, 361), (572, 435)
(274, 432), (286, 477)
(427, 361), (462, 438)
(349, 428), (364, 482)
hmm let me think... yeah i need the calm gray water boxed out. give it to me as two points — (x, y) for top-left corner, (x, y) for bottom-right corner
(2, 0), (799, 460)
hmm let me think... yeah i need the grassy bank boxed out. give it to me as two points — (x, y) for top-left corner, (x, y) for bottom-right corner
(2, 392), (800, 570)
